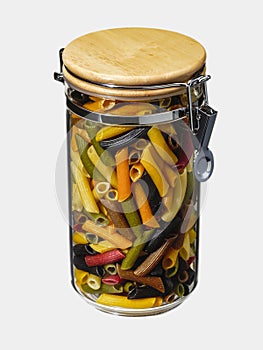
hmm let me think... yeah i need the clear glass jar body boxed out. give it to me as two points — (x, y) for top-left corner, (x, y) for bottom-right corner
(66, 86), (203, 316)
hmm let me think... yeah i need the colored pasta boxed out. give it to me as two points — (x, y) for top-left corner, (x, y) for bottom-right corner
(141, 144), (169, 197)
(147, 127), (178, 166)
(130, 163), (145, 182)
(88, 145), (118, 188)
(115, 147), (131, 202)
(82, 220), (132, 249)
(96, 294), (162, 309)
(132, 181), (160, 228)
(71, 161), (99, 214)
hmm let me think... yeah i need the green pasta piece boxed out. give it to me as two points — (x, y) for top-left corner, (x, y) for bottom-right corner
(104, 264), (117, 275)
(81, 283), (123, 294)
(175, 283), (185, 298)
(84, 210), (109, 226)
(124, 282), (135, 294)
(121, 196), (143, 238)
(85, 233), (99, 244)
(181, 171), (194, 208)
(165, 258), (179, 278)
(84, 123), (115, 166)
(75, 134), (105, 181)
(121, 229), (155, 270)
(121, 239), (146, 270)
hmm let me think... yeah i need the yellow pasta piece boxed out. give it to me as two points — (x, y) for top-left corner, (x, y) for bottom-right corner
(70, 148), (90, 178)
(83, 99), (115, 112)
(115, 147), (131, 202)
(71, 161), (99, 214)
(71, 125), (90, 152)
(75, 269), (89, 285)
(141, 144), (169, 197)
(90, 240), (117, 253)
(162, 247), (180, 270)
(106, 102), (156, 116)
(132, 182), (160, 228)
(163, 162), (178, 187)
(180, 231), (191, 261)
(130, 163), (145, 182)
(88, 146), (118, 188)
(93, 182), (111, 201)
(87, 274), (101, 290)
(188, 229), (197, 244)
(147, 127), (178, 166)
(72, 232), (88, 244)
(72, 183), (83, 212)
(161, 168), (187, 222)
(96, 294), (161, 309)
(82, 220), (132, 250)
(96, 126), (134, 142)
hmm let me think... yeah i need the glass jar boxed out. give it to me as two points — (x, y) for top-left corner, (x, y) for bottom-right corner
(54, 28), (217, 316)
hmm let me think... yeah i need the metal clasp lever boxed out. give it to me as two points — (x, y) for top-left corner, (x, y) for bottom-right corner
(194, 105), (217, 182)
(54, 48), (64, 83)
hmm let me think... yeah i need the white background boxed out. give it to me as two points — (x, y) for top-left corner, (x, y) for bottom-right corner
(1, 1), (262, 349)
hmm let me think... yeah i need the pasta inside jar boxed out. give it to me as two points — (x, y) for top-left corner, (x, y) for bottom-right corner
(68, 88), (203, 315)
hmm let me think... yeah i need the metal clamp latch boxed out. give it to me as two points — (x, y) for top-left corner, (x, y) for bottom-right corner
(193, 105), (217, 182)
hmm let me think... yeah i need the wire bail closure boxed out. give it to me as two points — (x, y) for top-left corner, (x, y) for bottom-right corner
(54, 48), (217, 182)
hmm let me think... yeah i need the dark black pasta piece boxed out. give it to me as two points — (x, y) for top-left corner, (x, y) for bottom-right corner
(128, 286), (163, 299)
(162, 276), (175, 294)
(184, 268), (196, 286)
(73, 244), (97, 256)
(73, 256), (105, 277)
(149, 262), (164, 277)
(100, 127), (150, 151)
(139, 172), (162, 216)
(144, 217), (181, 254)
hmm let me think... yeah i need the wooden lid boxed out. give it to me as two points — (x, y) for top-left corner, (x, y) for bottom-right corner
(62, 27), (206, 99)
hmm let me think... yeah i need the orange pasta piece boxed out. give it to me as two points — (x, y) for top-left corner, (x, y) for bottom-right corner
(115, 147), (131, 202)
(132, 182), (160, 228)
(130, 163), (145, 182)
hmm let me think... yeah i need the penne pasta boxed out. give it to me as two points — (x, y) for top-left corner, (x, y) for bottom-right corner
(121, 197), (143, 238)
(162, 247), (180, 270)
(90, 240), (117, 254)
(81, 283), (123, 295)
(72, 183), (83, 212)
(75, 269), (89, 285)
(147, 127), (178, 166)
(93, 182), (111, 201)
(140, 144), (169, 197)
(130, 163), (145, 182)
(134, 237), (177, 277)
(72, 231), (88, 245)
(133, 138), (148, 151)
(161, 168), (187, 222)
(179, 231), (191, 261)
(82, 219), (132, 250)
(96, 294), (162, 309)
(104, 264), (118, 276)
(115, 147), (131, 202)
(162, 163), (178, 187)
(83, 99), (115, 112)
(117, 265), (165, 293)
(87, 274), (101, 290)
(96, 126), (134, 142)
(132, 181), (160, 228)
(88, 145), (118, 188)
(71, 125), (90, 152)
(71, 161), (100, 214)
(128, 149), (141, 165)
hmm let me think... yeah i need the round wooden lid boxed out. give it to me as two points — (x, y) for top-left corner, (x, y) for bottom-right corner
(62, 27), (206, 98)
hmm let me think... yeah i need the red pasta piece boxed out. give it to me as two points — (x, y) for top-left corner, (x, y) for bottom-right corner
(102, 274), (123, 285)
(187, 256), (195, 266)
(73, 224), (85, 233)
(85, 249), (125, 267)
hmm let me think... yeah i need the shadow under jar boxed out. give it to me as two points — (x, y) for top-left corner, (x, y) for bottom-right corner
(55, 27), (217, 316)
